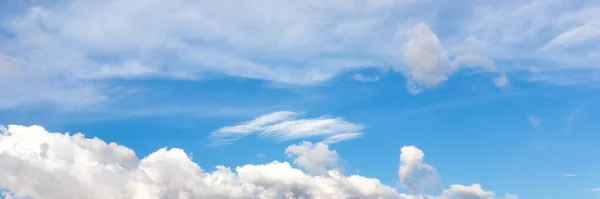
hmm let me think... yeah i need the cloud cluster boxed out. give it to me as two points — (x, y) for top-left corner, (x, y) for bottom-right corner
(210, 111), (364, 146)
(0, 0), (409, 108)
(2, 0), (598, 108)
(0, 124), (517, 199)
(401, 23), (452, 94)
(400, 23), (501, 94)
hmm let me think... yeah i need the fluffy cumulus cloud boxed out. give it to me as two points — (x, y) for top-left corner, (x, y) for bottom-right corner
(398, 146), (438, 192)
(285, 141), (339, 175)
(210, 111), (364, 146)
(401, 23), (452, 94)
(441, 184), (494, 199)
(400, 23), (500, 94)
(1, 0), (599, 108)
(0, 124), (518, 199)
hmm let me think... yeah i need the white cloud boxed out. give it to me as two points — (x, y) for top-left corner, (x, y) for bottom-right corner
(441, 184), (494, 199)
(462, 0), (600, 82)
(526, 69), (600, 86)
(0, 124), (517, 199)
(402, 23), (451, 94)
(398, 146), (438, 192)
(493, 74), (510, 88)
(352, 74), (380, 82)
(0, 0), (418, 108)
(562, 173), (577, 177)
(0, 125), (397, 199)
(542, 20), (600, 50)
(451, 37), (496, 71)
(400, 24), (502, 94)
(285, 141), (339, 175)
(210, 111), (364, 145)
(2, 0), (599, 107)
(0, 53), (108, 109)
(213, 111), (299, 135)
(321, 133), (364, 144)
(0, 54), (23, 81)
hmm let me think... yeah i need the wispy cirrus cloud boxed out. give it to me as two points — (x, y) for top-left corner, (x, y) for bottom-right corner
(1, 0), (598, 109)
(587, 187), (600, 192)
(352, 74), (380, 82)
(209, 111), (364, 146)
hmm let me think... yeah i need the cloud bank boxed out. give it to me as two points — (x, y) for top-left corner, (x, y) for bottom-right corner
(2, 0), (598, 108)
(0, 124), (517, 199)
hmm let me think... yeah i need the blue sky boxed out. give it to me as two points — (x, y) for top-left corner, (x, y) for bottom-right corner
(1, 0), (600, 199)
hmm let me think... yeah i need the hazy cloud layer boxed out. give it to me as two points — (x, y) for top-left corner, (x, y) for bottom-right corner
(1, 0), (598, 108)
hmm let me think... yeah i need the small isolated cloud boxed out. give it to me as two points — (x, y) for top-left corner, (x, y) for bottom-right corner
(587, 187), (600, 192)
(209, 111), (364, 146)
(285, 141), (339, 175)
(352, 74), (380, 82)
(562, 173), (577, 177)
(0, 125), (517, 199)
(256, 153), (266, 158)
(527, 115), (543, 127)
(494, 74), (510, 88)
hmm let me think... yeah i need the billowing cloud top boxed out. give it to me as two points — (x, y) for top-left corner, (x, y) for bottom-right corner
(0, 124), (517, 199)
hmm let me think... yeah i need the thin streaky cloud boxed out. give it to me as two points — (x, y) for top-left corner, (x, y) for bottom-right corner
(209, 111), (364, 146)
(321, 133), (364, 144)
(2, 0), (599, 108)
(586, 188), (600, 192)
(352, 74), (380, 82)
